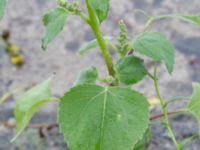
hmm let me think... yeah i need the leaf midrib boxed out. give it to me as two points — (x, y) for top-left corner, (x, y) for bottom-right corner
(67, 88), (108, 147)
(99, 88), (108, 149)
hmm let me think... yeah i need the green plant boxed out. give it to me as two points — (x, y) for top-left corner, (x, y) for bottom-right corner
(1, 0), (200, 150)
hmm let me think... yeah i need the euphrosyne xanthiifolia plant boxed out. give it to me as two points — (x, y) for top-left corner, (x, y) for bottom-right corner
(1, 0), (200, 149)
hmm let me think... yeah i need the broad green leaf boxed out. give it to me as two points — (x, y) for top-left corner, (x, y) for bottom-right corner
(0, 0), (7, 20)
(115, 56), (148, 85)
(59, 84), (149, 150)
(88, 0), (110, 23)
(42, 7), (68, 50)
(132, 32), (175, 74)
(11, 77), (53, 142)
(187, 83), (200, 134)
(74, 66), (98, 85)
(79, 36), (112, 55)
(154, 14), (200, 27)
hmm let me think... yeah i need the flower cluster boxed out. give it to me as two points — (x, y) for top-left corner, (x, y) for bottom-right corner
(116, 20), (129, 58)
(58, 0), (80, 14)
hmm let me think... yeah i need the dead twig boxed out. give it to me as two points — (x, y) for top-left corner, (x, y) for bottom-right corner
(0, 120), (58, 129)
(150, 111), (178, 120)
(0, 109), (186, 129)
(150, 109), (187, 120)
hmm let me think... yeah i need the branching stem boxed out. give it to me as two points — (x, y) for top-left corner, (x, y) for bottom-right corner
(153, 63), (181, 150)
(79, 12), (90, 24)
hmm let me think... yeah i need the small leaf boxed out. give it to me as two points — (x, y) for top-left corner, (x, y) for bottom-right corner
(88, 0), (110, 23)
(79, 36), (112, 55)
(74, 66), (98, 86)
(187, 83), (200, 135)
(115, 56), (148, 85)
(154, 14), (200, 27)
(0, 0), (7, 20)
(132, 32), (175, 74)
(11, 77), (53, 142)
(42, 7), (68, 50)
(59, 84), (149, 150)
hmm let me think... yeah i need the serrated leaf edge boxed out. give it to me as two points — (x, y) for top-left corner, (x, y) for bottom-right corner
(58, 84), (150, 150)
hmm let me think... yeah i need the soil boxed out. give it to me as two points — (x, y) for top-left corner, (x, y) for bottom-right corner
(0, 0), (200, 149)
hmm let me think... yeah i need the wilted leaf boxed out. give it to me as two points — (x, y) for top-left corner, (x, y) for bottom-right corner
(11, 77), (53, 142)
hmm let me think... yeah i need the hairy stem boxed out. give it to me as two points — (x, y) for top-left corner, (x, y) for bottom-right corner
(85, 0), (116, 80)
(153, 63), (181, 150)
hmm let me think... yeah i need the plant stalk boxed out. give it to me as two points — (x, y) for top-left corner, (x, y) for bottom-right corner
(153, 63), (181, 150)
(85, 0), (116, 79)
(143, 16), (154, 32)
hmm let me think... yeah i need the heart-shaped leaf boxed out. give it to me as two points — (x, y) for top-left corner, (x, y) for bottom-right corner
(42, 7), (68, 50)
(132, 32), (175, 74)
(115, 56), (148, 85)
(59, 84), (149, 150)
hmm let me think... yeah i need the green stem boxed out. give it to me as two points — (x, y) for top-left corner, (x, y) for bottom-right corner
(153, 63), (181, 150)
(85, 0), (116, 79)
(147, 71), (154, 80)
(79, 12), (90, 24)
(143, 16), (154, 32)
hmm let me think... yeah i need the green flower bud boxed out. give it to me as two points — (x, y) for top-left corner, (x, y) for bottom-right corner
(58, 1), (81, 15)
(57, 0), (67, 7)
(116, 20), (129, 58)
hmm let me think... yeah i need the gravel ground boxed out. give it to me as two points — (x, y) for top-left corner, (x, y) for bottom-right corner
(0, 0), (200, 149)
